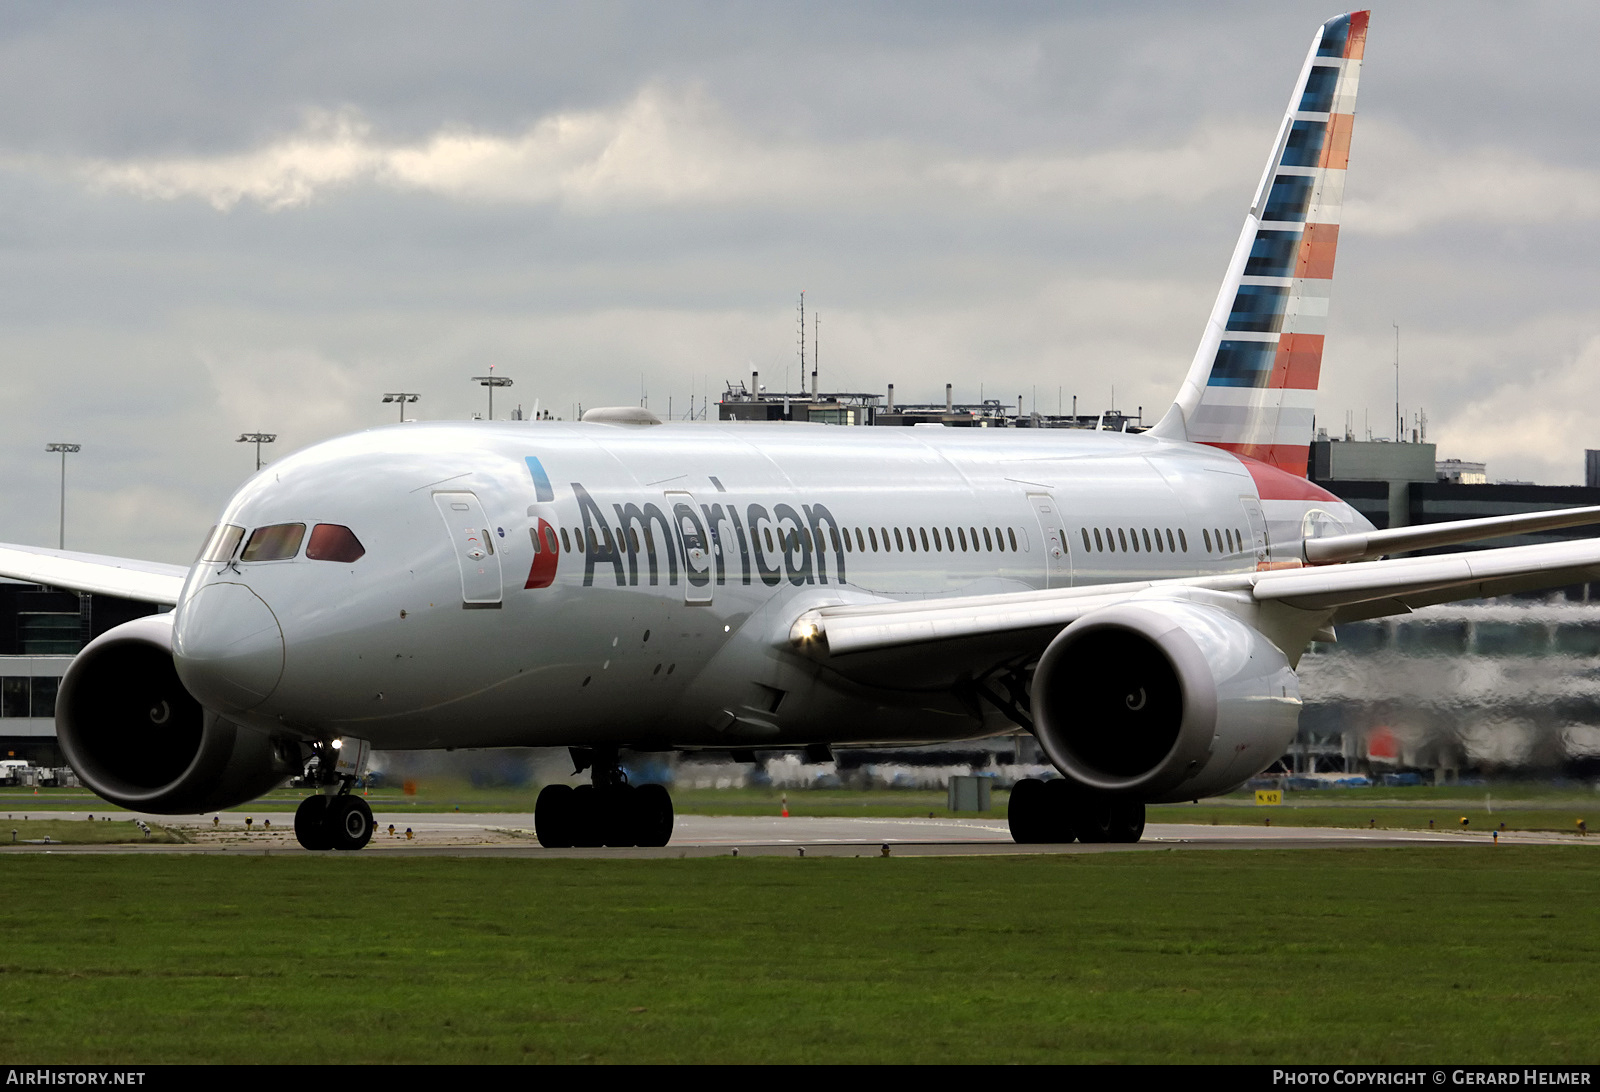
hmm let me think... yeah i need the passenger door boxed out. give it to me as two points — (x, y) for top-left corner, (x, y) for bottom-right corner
(666, 490), (713, 604)
(1027, 492), (1073, 588)
(433, 492), (503, 608)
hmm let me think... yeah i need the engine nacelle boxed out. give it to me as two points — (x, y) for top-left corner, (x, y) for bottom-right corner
(57, 613), (302, 813)
(1031, 598), (1300, 802)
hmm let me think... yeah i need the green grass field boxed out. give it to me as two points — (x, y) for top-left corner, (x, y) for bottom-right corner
(1, 848), (1597, 1063)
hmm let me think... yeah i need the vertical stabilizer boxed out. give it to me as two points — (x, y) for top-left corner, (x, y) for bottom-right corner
(1149, 11), (1368, 476)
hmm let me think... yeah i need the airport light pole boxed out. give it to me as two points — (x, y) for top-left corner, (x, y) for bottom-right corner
(44, 443), (79, 550)
(237, 432), (276, 472)
(471, 373), (513, 421)
(381, 392), (420, 422)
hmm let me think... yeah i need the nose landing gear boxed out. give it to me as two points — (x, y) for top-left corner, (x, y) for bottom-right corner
(294, 793), (374, 851)
(534, 747), (674, 849)
(293, 739), (375, 851)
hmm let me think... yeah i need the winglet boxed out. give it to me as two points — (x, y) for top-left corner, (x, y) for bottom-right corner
(1149, 11), (1368, 478)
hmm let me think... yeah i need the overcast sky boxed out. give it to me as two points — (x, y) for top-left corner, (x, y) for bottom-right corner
(2, 1), (1597, 563)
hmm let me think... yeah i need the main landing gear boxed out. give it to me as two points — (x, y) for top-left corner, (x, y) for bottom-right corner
(1008, 777), (1145, 844)
(293, 740), (374, 851)
(535, 747), (674, 849)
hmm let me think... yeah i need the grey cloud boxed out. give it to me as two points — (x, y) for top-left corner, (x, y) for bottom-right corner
(1, 1), (1598, 561)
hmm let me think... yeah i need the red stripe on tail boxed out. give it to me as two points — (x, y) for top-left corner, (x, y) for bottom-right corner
(1296, 223), (1339, 280)
(1204, 442), (1319, 483)
(1345, 11), (1370, 60)
(1222, 449), (1340, 500)
(1267, 333), (1324, 390)
(1320, 115), (1353, 171)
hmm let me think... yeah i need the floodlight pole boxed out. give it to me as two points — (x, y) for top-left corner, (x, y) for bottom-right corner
(237, 432), (277, 472)
(382, 392), (420, 423)
(471, 374), (513, 420)
(44, 443), (80, 550)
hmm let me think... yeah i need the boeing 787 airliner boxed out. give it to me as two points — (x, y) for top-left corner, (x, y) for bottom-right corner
(7, 11), (1600, 852)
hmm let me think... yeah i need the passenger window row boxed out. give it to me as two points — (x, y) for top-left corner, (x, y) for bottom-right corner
(1076, 525), (1249, 556)
(1201, 527), (1247, 555)
(543, 524), (1027, 556)
(1079, 526), (1187, 555)
(843, 525), (1021, 555)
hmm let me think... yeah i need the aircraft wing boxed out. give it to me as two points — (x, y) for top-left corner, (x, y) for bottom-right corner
(0, 543), (187, 605)
(1257, 536), (1600, 622)
(794, 535), (1600, 664)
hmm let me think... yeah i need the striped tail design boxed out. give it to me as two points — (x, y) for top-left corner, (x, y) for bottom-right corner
(1150, 11), (1368, 476)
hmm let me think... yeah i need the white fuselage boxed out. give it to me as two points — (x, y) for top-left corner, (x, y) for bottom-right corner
(170, 419), (1367, 752)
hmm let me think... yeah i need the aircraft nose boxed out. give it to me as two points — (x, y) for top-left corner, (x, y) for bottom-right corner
(172, 581), (286, 714)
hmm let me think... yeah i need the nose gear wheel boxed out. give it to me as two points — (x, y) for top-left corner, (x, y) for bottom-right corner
(294, 793), (374, 851)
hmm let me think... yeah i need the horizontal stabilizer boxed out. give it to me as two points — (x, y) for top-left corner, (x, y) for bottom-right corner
(0, 543), (186, 605)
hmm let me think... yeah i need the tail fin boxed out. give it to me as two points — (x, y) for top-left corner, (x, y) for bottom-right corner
(1149, 11), (1368, 476)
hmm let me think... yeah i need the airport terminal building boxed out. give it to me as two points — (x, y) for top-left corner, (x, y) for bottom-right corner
(0, 582), (160, 766)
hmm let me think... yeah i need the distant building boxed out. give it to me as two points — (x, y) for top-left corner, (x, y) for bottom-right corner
(717, 376), (1145, 431)
(1435, 458), (1487, 485)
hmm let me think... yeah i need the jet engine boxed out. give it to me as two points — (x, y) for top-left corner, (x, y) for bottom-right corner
(1031, 598), (1300, 802)
(56, 613), (302, 813)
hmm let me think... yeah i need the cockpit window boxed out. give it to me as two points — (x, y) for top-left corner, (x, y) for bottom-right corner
(197, 524), (245, 563)
(241, 523), (306, 562)
(306, 523), (366, 563)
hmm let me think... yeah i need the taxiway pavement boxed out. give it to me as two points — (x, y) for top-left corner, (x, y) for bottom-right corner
(3, 810), (1591, 856)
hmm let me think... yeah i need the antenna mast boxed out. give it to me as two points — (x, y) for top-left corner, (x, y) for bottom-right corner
(797, 291), (805, 398)
(1393, 321), (1401, 442)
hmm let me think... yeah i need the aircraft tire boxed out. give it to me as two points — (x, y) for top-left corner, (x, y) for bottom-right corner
(1066, 787), (1114, 844)
(294, 794), (334, 851)
(570, 784), (604, 848)
(1108, 800), (1146, 844)
(1007, 778), (1049, 843)
(327, 795), (374, 851)
(1041, 778), (1084, 843)
(635, 783), (674, 847)
(535, 784), (574, 848)
(600, 785), (638, 848)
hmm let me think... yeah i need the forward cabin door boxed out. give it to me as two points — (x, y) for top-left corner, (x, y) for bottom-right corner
(666, 490), (713, 604)
(433, 491), (504, 608)
(1027, 492), (1073, 589)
